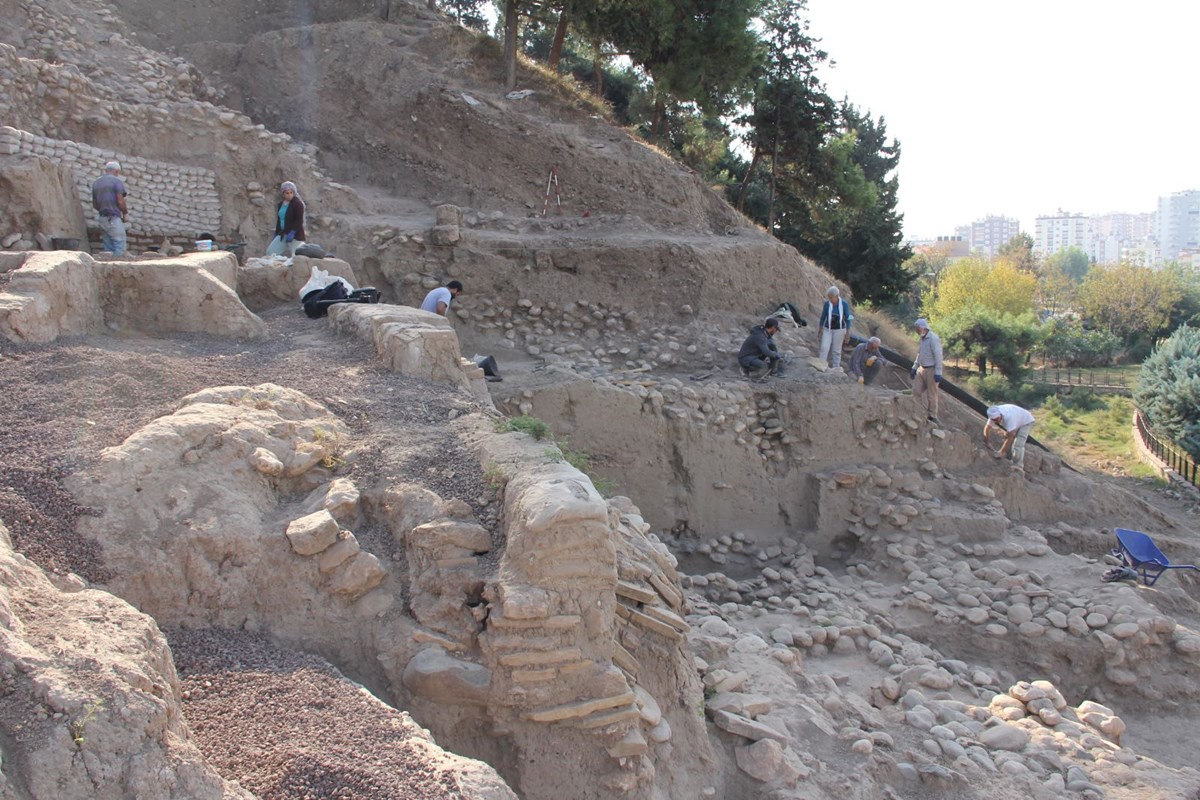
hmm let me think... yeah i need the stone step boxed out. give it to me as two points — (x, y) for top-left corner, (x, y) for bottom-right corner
(616, 580), (659, 605)
(611, 641), (640, 678)
(489, 614), (581, 631)
(648, 572), (684, 610)
(498, 647), (583, 668)
(525, 691), (636, 724)
(615, 603), (683, 642)
(581, 704), (641, 731)
(488, 632), (576, 652)
(639, 604), (689, 634)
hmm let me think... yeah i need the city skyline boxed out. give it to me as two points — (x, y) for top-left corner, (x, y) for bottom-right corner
(804, 0), (1200, 240)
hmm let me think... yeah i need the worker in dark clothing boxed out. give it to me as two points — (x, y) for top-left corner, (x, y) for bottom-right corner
(738, 317), (790, 380)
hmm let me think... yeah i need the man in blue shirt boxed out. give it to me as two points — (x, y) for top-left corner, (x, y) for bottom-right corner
(420, 281), (463, 316)
(91, 161), (128, 256)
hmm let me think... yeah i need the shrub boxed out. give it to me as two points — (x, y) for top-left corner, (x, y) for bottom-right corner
(1135, 325), (1200, 457)
(496, 414), (551, 440)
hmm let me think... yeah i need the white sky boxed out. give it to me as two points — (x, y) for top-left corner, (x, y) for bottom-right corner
(803, 0), (1200, 240)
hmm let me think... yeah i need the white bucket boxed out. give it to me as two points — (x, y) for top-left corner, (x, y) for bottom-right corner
(195, 240), (214, 252)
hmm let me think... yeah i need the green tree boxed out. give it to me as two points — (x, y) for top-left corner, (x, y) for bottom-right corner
(939, 304), (1041, 379)
(997, 233), (1037, 272)
(1043, 246), (1090, 282)
(1135, 325), (1200, 458)
(1077, 263), (1182, 349)
(927, 257), (1037, 321)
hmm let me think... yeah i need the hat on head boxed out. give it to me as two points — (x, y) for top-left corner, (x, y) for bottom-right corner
(987, 406), (1001, 419)
(104, 160), (121, 171)
(914, 318), (929, 330)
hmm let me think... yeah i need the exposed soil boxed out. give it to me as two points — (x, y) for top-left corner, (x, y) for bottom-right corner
(0, 304), (513, 797)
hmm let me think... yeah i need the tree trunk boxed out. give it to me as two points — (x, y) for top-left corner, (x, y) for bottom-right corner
(653, 94), (666, 142)
(737, 147), (761, 213)
(427, 0), (435, 10)
(767, 99), (781, 233)
(503, 0), (520, 91)
(592, 35), (603, 96)
(549, 0), (571, 71)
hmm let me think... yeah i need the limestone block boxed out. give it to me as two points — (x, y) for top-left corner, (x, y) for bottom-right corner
(409, 519), (492, 556)
(249, 447), (284, 477)
(430, 224), (460, 245)
(707, 692), (773, 720)
(318, 534), (361, 574)
(435, 204), (463, 226)
(711, 709), (790, 744)
(326, 551), (386, 599)
(304, 477), (361, 526)
(402, 646), (491, 706)
(0, 251), (102, 343)
(286, 511), (341, 556)
(607, 728), (648, 758)
(95, 257), (265, 339)
(0, 153), (87, 243)
(499, 583), (550, 620)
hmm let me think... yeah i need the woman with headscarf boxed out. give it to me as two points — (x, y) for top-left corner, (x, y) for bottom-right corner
(817, 285), (853, 369)
(266, 181), (306, 256)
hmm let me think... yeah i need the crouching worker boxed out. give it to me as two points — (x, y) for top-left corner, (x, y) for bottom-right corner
(847, 336), (884, 385)
(738, 317), (790, 381)
(299, 265), (380, 318)
(983, 404), (1036, 472)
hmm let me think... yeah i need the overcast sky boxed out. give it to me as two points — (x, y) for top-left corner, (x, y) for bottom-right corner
(803, 0), (1200, 240)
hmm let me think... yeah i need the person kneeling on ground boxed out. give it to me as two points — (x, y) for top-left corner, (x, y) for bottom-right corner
(738, 317), (790, 380)
(983, 404), (1036, 472)
(847, 336), (884, 385)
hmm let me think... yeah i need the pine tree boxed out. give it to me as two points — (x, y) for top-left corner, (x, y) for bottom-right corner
(1134, 325), (1200, 457)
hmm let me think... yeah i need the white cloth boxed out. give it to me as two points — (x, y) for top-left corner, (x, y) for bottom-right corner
(298, 265), (353, 299)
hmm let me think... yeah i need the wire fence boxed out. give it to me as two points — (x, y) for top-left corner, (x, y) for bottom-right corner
(1135, 411), (1200, 488)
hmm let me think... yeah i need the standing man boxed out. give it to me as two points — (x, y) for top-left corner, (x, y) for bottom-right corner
(91, 161), (128, 256)
(847, 337), (884, 385)
(420, 280), (463, 316)
(910, 318), (943, 423)
(984, 404), (1036, 471)
(738, 317), (789, 380)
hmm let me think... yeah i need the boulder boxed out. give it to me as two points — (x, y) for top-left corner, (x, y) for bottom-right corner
(402, 646), (492, 706)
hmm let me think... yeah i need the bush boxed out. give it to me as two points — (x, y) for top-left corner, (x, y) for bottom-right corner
(496, 414), (551, 440)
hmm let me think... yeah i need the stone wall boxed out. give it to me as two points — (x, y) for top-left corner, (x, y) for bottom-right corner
(0, 125), (221, 240)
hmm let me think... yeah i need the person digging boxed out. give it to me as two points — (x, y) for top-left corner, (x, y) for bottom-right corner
(738, 317), (791, 381)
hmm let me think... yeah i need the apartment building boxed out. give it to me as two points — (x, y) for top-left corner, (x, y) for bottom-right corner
(954, 215), (1021, 259)
(1157, 190), (1200, 264)
(1034, 210), (1089, 257)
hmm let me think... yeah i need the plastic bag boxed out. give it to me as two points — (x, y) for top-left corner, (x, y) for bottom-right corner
(298, 264), (354, 299)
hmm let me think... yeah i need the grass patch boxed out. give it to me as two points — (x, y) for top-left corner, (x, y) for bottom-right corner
(495, 415), (551, 440)
(496, 415), (620, 496)
(1032, 393), (1162, 481)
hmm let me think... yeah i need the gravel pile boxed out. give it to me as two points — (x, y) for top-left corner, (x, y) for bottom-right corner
(168, 628), (476, 800)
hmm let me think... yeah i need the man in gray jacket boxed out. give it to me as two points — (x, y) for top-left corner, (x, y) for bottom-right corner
(910, 318), (943, 423)
(738, 317), (789, 380)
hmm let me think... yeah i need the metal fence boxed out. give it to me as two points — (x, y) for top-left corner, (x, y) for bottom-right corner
(1029, 367), (1131, 394)
(1135, 411), (1200, 488)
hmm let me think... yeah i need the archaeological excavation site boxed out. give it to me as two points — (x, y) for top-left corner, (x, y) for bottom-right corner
(1, 1), (1199, 799)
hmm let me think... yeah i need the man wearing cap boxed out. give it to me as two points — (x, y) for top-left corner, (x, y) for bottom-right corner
(984, 404), (1036, 471)
(910, 318), (943, 422)
(738, 317), (790, 380)
(847, 337), (884, 385)
(91, 161), (128, 256)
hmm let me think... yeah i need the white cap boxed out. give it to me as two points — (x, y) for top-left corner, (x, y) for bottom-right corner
(104, 160), (121, 171)
(914, 318), (929, 330)
(987, 406), (1001, 419)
